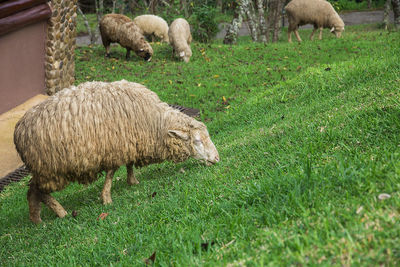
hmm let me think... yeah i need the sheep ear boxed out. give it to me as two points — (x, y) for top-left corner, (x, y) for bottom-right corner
(168, 130), (189, 140)
(179, 51), (185, 57)
(330, 27), (335, 33)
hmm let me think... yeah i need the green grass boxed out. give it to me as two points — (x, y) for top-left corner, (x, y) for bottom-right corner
(1, 25), (400, 266)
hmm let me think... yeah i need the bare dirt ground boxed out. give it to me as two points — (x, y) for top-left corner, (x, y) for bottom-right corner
(77, 10), (394, 46)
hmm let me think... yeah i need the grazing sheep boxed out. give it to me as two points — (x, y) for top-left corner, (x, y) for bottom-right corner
(168, 18), (192, 63)
(99, 14), (153, 61)
(284, 0), (345, 43)
(14, 80), (220, 223)
(133, 14), (169, 43)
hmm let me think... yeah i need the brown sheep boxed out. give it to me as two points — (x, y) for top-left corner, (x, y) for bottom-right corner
(14, 80), (220, 223)
(99, 14), (153, 61)
(285, 0), (345, 42)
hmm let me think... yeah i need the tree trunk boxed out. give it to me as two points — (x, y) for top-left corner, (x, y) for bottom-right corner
(77, 5), (96, 44)
(242, 0), (259, 42)
(112, 0), (117, 13)
(180, 0), (189, 17)
(257, 0), (268, 43)
(383, 0), (392, 29)
(392, 0), (400, 28)
(272, 0), (284, 42)
(223, 1), (244, 44)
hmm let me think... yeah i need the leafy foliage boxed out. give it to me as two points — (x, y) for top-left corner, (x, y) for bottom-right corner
(189, 5), (219, 42)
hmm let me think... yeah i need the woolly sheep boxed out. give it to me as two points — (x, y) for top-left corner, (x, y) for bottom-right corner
(14, 80), (220, 223)
(284, 0), (345, 42)
(168, 18), (192, 63)
(133, 14), (169, 43)
(99, 14), (153, 61)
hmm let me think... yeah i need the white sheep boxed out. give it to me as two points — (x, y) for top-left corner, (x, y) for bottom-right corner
(14, 80), (220, 223)
(133, 14), (169, 43)
(168, 18), (192, 63)
(99, 14), (153, 61)
(284, 0), (345, 42)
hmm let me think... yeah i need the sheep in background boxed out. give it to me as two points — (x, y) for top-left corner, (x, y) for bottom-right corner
(168, 18), (192, 63)
(284, 0), (345, 42)
(99, 14), (153, 61)
(14, 80), (220, 223)
(133, 14), (169, 43)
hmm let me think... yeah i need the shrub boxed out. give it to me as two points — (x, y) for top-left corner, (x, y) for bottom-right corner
(189, 5), (219, 43)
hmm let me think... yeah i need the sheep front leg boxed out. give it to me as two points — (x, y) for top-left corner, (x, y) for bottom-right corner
(294, 29), (302, 42)
(287, 30), (292, 43)
(101, 169), (116, 205)
(310, 27), (317, 40)
(125, 48), (131, 60)
(126, 162), (139, 185)
(41, 193), (68, 218)
(318, 27), (323, 40)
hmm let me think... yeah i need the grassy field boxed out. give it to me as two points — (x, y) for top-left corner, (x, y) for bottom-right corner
(1, 25), (400, 266)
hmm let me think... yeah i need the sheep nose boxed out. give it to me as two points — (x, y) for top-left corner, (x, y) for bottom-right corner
(214, 155), (220, 163)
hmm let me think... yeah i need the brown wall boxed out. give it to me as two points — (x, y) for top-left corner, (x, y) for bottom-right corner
(0, 21), (47, 114)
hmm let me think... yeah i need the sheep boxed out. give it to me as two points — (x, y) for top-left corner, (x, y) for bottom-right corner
(14, 80), (220, 223)
(133, 14), (169, 43)
(99, 14), (153, 61)
(168, 18), (192, 63)
(284, 0), (345, 43)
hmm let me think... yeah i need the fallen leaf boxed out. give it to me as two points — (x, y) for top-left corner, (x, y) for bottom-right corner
(179, 168), (185, 173)
(151, 192), (157, 198)
(378, 193), (391, 200)
(296, 66), (302, 71)
(222, 96), (227, 103)
(144, 251), (156, 265)
(168, 80), (172, 84)
(97, 212), (108, 220)
(213, 74), (220, 78)
(72, 210), (78, 217)
(356, 206), (364, 214)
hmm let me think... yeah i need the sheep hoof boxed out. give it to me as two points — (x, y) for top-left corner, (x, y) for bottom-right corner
(102, 196), (112, 205)
(30, 216), (42, 224)
(127, 178), (140, 185)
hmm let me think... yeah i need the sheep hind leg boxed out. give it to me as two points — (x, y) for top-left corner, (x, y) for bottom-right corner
(310, 27), (317, 40)
(101, 169), (117, 205)
(126, 162), (139, 185)
(27, 183), (43, 223)
(318, 27), (323, 40)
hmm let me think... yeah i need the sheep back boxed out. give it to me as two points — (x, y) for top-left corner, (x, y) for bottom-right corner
(133, 14), (169, 43)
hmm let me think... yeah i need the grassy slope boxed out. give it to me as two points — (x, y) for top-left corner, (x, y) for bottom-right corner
(1, 26), (399, 266)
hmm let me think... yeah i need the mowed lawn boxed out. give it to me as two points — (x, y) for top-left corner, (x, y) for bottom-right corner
(1, 25), (400, 266)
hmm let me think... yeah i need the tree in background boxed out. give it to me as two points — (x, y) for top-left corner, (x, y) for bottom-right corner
(223, 0), (285, 44)
(384, 0), (400, 29)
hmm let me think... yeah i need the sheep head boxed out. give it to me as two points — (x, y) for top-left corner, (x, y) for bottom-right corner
(330, 23), (344, 38)
(166, 119), (219, 166)
(135, 37), (153, 61)
(179, 47), (192, 63)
